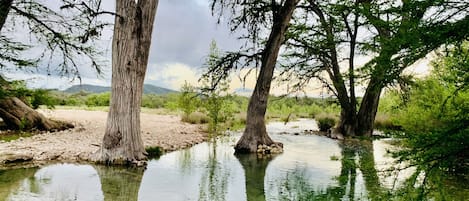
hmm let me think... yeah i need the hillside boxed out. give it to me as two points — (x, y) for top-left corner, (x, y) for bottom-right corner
(63, 84), (177, 94)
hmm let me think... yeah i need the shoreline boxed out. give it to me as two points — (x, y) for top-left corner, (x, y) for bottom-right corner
(0, 109), (207, 168)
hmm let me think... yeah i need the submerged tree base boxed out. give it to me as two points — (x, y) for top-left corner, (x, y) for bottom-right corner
(234, 133), (283, 154)
(92, 147), (148, 167)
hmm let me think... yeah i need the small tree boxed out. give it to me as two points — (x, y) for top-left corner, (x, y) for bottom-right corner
(178, 81), (199, 119)
(201, 40), (234, 136)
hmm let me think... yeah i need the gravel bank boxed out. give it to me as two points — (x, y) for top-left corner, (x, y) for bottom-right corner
(0, 109), (207, 166)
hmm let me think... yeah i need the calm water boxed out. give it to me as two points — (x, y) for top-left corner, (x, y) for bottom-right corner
(0, 119), (467, 201)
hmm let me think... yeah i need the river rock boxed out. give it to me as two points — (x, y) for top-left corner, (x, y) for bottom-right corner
(0, 153), (33, 164)
(256, 143), (284, 155)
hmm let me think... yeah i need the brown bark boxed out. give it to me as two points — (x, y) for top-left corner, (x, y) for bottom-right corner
(234, 0), (299, 153)
(0, 97), (73, 131)
(0, 0), (13, 32)
(356, 80), (382, 137)
(96, 0), (158, 164)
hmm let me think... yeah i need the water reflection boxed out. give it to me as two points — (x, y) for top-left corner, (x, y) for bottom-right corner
(198, 140), (231, 201)
(1, 123), (468, 200)
(94, 165), (144, 201)
(236, 153), (276, 201)
(0, 167), (38, 201)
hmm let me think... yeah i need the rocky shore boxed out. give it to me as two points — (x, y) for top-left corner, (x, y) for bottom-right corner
(0, 109), (207, 167)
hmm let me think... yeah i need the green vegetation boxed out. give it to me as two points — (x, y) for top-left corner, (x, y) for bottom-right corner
(378, 43), (469, 175)
(315, 113), (338, 132)
(145, 146), (163, 159)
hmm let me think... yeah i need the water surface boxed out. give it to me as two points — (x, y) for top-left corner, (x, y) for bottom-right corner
(1, 119), (467, 201)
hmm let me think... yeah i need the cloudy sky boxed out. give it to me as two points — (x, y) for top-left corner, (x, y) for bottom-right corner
(5, 0), (246, 91)
(3, 0), (431, 96)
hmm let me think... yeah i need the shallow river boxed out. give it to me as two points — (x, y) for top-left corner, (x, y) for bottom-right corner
(0, 119), (467, 201)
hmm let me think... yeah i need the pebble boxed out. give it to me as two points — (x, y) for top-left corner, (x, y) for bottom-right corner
(256, 143), (284, 155)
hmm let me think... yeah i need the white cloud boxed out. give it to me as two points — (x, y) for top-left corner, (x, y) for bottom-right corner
(146, 62), (200, 90)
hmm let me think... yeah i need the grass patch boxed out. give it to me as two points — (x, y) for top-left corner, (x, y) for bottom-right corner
(0, 131), (34, 142)
(145, 146), (164, 159)
(181, 112), (209, 124)
(330, 155), (339, 161)
(315, 113), (338, 131)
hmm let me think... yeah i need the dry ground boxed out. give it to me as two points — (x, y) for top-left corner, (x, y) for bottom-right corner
(0, 109), (207, 166)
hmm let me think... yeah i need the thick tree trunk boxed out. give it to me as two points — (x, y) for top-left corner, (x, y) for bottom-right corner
(95, 0), (158, 165)
(0, 97), (73, 131)
(356, 80), (382, 137)
(234, 0), (299, 153)
(0, 0), (13, 32)
(337, 103), (357, 137)
(336, 79), (382, 137)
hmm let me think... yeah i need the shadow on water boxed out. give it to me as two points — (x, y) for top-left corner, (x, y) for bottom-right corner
(235, 153), (276, 201)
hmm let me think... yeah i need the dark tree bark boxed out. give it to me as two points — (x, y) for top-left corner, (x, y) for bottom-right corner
(234, 0), (299, 153)
(0, 75), (73, 131)
(0, 0), (13, 31)
(95, 0), (158, 165)
(0, 97), (73, 131)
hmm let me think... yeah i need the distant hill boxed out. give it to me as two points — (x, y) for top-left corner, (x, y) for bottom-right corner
(63, 84), (177, 94)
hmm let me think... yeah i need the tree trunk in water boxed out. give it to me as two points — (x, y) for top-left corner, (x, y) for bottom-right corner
(336, 80), (382, 137)
(96, 0), (158, 165)
(0, 97), (73, 131)
(356, 80), (382, 137)
(234, 0), (299, 153)
(337, 106), (357, 137)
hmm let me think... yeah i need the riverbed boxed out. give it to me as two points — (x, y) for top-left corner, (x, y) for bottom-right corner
(0, 119), (467, 201)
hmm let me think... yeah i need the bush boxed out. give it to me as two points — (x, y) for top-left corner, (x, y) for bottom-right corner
(178, 82), (199, 117)
(181, 112), (209, 124)
(374, 113), (399, 130)
(392, 78), (469, 173)
(85, 92), (110, 107)
(30, 89), (58, 109)
(315, 113), (338, 131)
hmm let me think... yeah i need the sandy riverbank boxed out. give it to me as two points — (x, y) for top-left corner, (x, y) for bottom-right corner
(0, 109), (207, 166)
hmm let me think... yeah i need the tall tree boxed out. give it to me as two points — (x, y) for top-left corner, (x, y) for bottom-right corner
(0, 0), (108, 131)
(94, 0), (158, 165)
(282, 0), (469, 136)
(208, 0), (300, 153)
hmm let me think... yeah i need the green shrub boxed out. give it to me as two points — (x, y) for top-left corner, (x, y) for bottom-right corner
(374, 113), (399, 130)
(178, 82), (199, 117)
(85, 92), (110, 107)
(145, 146), (163, 158)
(29, 89), (58, 109)
(181, 112), (209, 124)
(315, 113), (338, 131)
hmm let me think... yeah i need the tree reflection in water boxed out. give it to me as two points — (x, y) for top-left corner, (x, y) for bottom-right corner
(236, 153), (276, 201)
(198, 140), (231, 201)
(94, 165), (145, 201)
(276, 140), (382, 201)
(0, 167), (38, 200)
